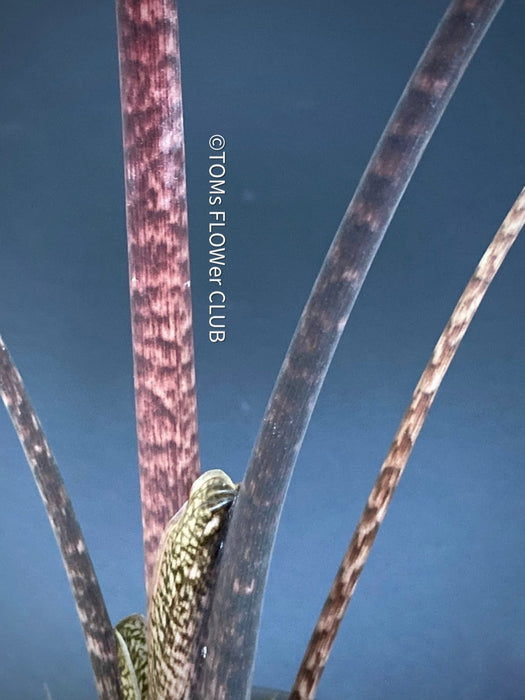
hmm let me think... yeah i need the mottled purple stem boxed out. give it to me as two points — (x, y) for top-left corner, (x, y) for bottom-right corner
(291, 186), (525, 700)
(195, 1), (504, 698)
(0, 335), (122, 700)
(115, 0), (201, 600)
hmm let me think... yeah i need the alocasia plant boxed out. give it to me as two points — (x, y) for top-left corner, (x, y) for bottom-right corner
(1, 1), (524, 698)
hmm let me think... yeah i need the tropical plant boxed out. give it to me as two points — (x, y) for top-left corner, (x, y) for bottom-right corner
(1, 1), (523, 698)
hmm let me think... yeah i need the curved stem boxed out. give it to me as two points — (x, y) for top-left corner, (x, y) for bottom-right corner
(115, 0), (201, 600)
(195, 1), (504, 697)
(0, 335), (122, 700)
(290, 185), (525, 699)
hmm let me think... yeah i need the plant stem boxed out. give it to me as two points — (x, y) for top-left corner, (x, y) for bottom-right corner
(0, 335), (122, 699)
(195, 1), (504, 697)
(290, 185), (525, 700)
(115, 0), (201, 600)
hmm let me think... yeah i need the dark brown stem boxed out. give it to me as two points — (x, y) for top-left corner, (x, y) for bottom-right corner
(0, 335), (122, 700)
(115, 0), (201, 600)
(290, 185), (525, 700)
(195, 1), (504, 697)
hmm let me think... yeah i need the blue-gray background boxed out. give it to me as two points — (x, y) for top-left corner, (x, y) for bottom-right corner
(1, 1), (524, 698)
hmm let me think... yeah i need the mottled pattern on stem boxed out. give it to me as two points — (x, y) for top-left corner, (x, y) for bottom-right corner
(147, 469), (236, 698)
(0, 336), (122, 699)
(116, 0), (200, 599)
(116, 614), (149, 699)
(114, 471), (236, 699)
(196, 2), (504, 697)
(291, 186), (525, 700)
